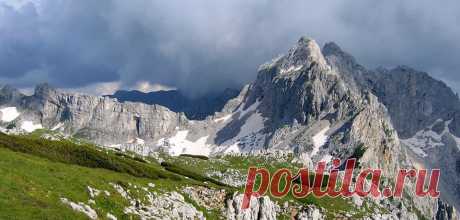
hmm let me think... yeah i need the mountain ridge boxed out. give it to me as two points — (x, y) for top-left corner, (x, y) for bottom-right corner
(1, 36), (459, 219)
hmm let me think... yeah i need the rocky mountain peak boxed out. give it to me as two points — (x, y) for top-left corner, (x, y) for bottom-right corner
(246, 38), (368, 127)
(282, 37), (328, 72)
(258, 37), (330, 77)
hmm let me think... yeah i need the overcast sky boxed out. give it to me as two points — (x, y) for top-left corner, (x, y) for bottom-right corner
(1, 0), (460, 96)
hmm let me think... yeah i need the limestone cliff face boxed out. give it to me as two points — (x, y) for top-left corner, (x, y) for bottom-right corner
(250, 37), (363, 128)
(323, 41), (460, 139)
(20, 84), (187, 146)
(215, 37), (453, 218)
(368, 66), (460, 139)
(323, 41), (460, 217)
(216, 38), (401, 177)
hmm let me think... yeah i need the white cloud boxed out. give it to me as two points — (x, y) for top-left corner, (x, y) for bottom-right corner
(62, 81), (121, 96)
(61, 81), (176, 96)
(133, 81), (176, 93)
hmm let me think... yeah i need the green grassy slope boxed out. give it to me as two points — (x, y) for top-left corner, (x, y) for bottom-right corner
(0, 133), (230, 219)
(0, 132), (391, 219)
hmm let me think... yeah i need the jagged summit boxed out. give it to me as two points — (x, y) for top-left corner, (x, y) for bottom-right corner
(244, 37), (369, 130)
(258, 37), (330, 75)
(279, 37), (329, 73)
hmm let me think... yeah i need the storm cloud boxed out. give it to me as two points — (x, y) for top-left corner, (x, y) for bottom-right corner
(1, 0), (460, 96)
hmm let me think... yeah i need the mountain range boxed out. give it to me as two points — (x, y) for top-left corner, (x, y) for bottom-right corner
(0, 37), (459, 219)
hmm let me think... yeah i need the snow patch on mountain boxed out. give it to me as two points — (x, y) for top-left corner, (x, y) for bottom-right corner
(0, 107), (20, 122)
(311, 126), (329, 157)
(159, 130), (211, 156)
(279, 65), (303, 74)
(238, 112), (265, 138)
(214, 114), (232, 123)
(219, 102), (267, 154)
(237, 100), (260, 119)
(51, 122), (64, 131)
(402, 119), (459, 157)
(403, 135), (429, 158)
(216, 130), (267, 155)
(21, 121), (43, 132)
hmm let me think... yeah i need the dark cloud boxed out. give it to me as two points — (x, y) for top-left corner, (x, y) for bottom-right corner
(0, 0), (459, 96)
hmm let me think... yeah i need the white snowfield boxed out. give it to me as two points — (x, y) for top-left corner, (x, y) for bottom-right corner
(51, 122), (64, 131)
(237, 100), (260, 120)
(279, 65), (303, 74)
(0, 107), (20, 122)
(219, 100), (266, 154)
(158, 100), (267, 156)
(402, 119), (460, 158)
(159, 130), (211, 157)
(0, 107), (43, 133)
(311, 126), (329, 157)
(213, 114), (232, 123)
(237, 111), (264, 139)
(21, 121), (43, 133)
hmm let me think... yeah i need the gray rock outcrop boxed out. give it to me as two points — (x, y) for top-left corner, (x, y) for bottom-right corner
(225, 193), (278, 220)
(324, 40), (460, 215)
(295, 205), (325, 220)
(1, 83), (188, 146)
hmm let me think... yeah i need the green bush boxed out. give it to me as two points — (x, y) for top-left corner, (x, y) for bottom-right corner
(179, 154), (209, 160)
(161, 162), (230, 188)
(6, 123), (15, 130)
